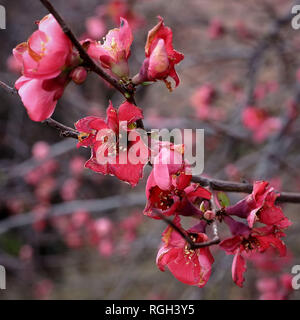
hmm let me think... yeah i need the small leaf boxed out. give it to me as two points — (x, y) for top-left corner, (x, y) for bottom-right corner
(199, 201), (206, 212)
(141, 81), (153, 86)
(217, 191), (230, 208)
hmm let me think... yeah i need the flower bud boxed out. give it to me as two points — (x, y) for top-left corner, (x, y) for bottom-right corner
(70, 67), (88, 84)
(148, 39), (169, 79)
(204, 210), (215, 221)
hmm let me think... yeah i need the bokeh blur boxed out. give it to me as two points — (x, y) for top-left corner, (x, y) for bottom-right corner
(0, 0), (300, 299)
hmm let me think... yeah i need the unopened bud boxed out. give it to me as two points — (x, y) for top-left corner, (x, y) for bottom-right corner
(70, 67), (88, 84)
(204, 210), (215, 221)
(148, 39), (169, 78)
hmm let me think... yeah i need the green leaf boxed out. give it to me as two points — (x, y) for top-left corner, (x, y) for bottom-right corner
(199, 201), (206, 212)
(217, 191), (230, 208)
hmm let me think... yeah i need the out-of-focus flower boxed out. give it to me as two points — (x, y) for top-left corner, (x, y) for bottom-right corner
(60, 178), (80, 201)
(69, 156), (86, 176)
(85, 16), (106, 39)
(190, 85), (224, 121)
(71, 210), (90, 229)
(33, 279), (53, 300)
(256, 274), (294, 300)
(94, 217), (113, 237)
(106, 0), (144, 31)
(32, 141), (50, 161)
(208, 18), (225, 39)
(6, 54), (22, 74)
(242, 106), (282, 143)
(19, 245), (34, 261)
(98, 238), (114, 257)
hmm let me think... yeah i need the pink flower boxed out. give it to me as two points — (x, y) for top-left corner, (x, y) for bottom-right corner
(13, 14), (72, 80)
(75, 101), (148, 186)
(15, 74), (69, 121)
(220, 216), (287, 287)
(156, 216), (214, 287)
(144, 169), (210, 219)
(87, 18), (133, 79)
(152, 144), (188, 190)
(133, 17), (184, 90)
(225, 181), (291, 229)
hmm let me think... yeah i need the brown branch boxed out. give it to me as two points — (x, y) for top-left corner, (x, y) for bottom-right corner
(0, 80), (79, 138)
(39, 0), (145, 132)
(0, 80), (17, 95)
(191, 176), (300, 203)
(1, 76), (300, 204)
(43, 118), (79, 138)
(2, 3), (300, 208)
(154, 210), (220, 249)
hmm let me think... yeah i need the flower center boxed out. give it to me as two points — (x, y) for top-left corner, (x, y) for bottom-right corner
(242, 236), (260, 252)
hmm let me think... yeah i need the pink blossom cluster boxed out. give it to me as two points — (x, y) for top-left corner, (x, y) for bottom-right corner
(8, 9), (293, 293)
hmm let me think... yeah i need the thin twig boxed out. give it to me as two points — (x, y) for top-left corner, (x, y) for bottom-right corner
(0, 79), (79, 138)
(0, 80), (17, 94)
(155, 210), (220, 249)
(40, 0), (145, 130)
(43, 118), (79, 138)
(191, 176), (300, 203)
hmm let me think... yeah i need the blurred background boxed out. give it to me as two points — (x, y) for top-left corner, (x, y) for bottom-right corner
(0, 0), (300, 299)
